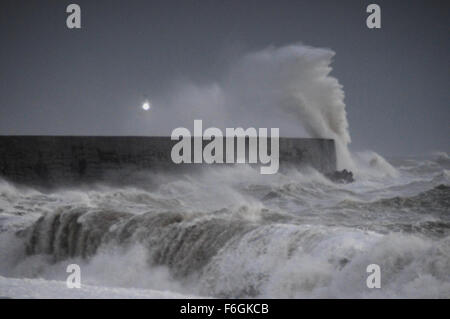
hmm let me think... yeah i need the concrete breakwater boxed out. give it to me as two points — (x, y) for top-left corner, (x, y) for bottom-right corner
(0, 136), (336, 186)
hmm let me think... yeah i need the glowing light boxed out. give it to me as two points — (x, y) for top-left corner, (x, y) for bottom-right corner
(142, 101), (151, 111)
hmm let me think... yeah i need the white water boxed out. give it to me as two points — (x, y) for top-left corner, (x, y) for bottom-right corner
(0, 153), (449, 298)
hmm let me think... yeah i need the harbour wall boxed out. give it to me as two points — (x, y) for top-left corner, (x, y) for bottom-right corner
(0, 136), (336, 186)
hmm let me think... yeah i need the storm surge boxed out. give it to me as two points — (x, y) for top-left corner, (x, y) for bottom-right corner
(0, 155), (449, 298)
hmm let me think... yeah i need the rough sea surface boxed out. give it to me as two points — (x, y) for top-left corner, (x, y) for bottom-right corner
(0, 152), (449, 298)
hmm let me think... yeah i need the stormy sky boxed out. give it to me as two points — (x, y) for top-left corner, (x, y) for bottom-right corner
(0, 0), (448, 156)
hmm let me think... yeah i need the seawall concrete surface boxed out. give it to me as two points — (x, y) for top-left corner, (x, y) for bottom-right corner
(0, 136), (336, 186)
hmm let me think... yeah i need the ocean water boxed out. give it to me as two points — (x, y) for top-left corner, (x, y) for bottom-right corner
(0, 151), (448, 298)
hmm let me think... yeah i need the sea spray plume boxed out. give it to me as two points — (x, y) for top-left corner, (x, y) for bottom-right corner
(225, 44), (354, 170)
(156, 44), (355, 170)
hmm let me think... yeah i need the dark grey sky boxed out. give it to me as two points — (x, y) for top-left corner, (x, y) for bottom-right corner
(0, 0), (448, 156)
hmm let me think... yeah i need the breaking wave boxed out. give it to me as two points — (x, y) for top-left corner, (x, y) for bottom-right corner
(0, 156), (449, 298)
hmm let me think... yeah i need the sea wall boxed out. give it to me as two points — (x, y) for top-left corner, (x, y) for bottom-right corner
(0, 136), (336, 186)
